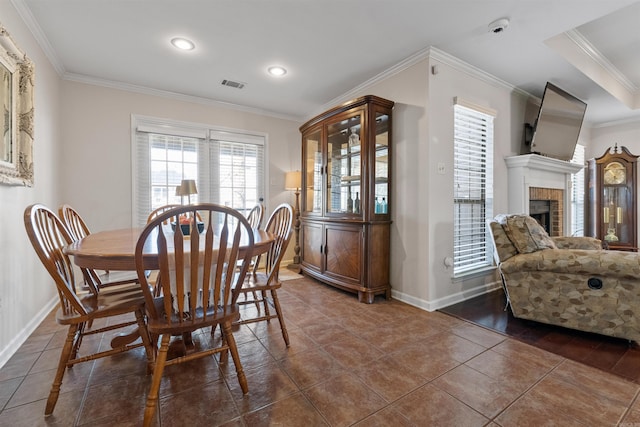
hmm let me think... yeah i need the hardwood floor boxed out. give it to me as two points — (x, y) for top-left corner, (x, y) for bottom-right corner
(2, 276), (640, 426)
(440, 288), (640, 384)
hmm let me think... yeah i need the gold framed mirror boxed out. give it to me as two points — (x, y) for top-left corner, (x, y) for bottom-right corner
(0, 24), (34, 186)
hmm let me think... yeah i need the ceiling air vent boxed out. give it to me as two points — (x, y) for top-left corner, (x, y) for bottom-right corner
(221, 79), (246, 89)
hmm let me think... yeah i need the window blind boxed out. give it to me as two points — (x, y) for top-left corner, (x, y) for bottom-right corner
(133, 116), (265, 226)
(453, 104), (494, 275)
(571, 144), (585, 236)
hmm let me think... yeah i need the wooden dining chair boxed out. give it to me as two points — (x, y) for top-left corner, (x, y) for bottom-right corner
(246, 203), (264, 229)
(236, 203), (293, 346)
(58, 204), (139, 289)
(24, 204), (154, 417)
(134, 203), (255, 427)
(243, 203), (265, 303)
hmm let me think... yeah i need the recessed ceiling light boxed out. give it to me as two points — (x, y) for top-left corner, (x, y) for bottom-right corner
(171, 37), (195, 51)
(268, 66), (287, 77)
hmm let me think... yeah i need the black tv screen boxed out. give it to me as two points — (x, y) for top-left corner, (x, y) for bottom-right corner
(530, 82), (587, 161)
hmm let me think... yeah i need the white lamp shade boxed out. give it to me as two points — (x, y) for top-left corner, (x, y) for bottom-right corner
(285, 170), (301, 191)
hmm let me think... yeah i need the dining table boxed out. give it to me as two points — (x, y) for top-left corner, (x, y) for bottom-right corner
(65, 226), (274, 272)
(64, 226), (275, 348)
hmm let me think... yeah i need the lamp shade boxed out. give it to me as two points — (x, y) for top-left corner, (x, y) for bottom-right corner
(285, 170), (301, 191)
(179, 179), (198, 195)
(175, 185), (182, 196)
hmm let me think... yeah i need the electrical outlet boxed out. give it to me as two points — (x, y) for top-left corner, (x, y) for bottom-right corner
(437, 162), (446, 175)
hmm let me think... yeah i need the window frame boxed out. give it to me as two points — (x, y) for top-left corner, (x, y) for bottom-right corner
(570, 143), (586, 236)
(452, 100), (495, 277)
(131, 115), (267, 226)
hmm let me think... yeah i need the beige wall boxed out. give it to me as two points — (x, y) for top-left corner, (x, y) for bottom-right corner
(341, 51), (530, 309)
(0, 3), (63, 366)
(60, 81), (301, 232)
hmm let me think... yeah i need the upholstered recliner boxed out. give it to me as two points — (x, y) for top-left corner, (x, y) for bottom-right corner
(489, 214), (640, 343)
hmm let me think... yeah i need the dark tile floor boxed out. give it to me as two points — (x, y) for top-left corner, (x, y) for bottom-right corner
(440, 288), (640, 384)
(2, 276), (640, 426)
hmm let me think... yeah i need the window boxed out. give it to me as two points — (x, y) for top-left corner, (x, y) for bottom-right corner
(570, 144), (585, 236)
(453, 101), (495, 276)
(133, 116), (265, 226)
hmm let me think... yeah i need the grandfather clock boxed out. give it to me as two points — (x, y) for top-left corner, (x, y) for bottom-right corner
(587, 144), (638, 251)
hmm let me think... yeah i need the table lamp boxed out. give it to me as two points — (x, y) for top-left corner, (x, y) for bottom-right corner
(178, 179), (198, 204)
(285, 170), (301, 271)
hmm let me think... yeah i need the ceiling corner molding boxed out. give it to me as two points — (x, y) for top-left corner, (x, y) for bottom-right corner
(316, 46), (433, 116)
(313, 46), (531, 120)
(590, 115), (640, 129)
(429, 47), (531, 99)
(62, 73), (302, 122)
(565, 29), (637, 94)
(11, 0), (66, 76)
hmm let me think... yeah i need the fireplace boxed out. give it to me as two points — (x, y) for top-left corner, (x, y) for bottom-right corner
(505, 154), (582, 235)
(529, 188), (563, 236)
(530, 200), (552, 234)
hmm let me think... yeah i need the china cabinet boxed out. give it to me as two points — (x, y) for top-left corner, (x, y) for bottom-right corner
(586, 144), (638, 251)
(299, 95), (393, 303)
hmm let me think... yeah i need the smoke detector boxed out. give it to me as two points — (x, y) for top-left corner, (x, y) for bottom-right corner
(488, 18), (510, 34)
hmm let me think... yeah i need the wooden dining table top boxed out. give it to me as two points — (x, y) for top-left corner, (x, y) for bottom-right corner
(64, 227), (274, 271)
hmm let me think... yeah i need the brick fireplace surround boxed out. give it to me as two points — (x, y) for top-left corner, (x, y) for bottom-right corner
(529, 187), (563, 236)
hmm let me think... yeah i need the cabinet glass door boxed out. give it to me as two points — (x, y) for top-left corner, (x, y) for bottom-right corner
(603, 185), (632, 244)
(327, 114), (361, 215)
(303, 128), (322, 214)
(373, 112), (390, 215)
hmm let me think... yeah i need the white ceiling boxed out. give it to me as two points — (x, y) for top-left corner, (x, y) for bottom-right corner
(14, 0), (640, 126)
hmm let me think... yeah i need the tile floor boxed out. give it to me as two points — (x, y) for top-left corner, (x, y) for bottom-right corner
(2, 274), (640, 426)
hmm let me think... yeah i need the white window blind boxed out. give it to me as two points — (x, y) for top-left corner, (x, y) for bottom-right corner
(453, 103), (494, 276)
(133, 117), (265, 226)
(571, 144), (585, 236)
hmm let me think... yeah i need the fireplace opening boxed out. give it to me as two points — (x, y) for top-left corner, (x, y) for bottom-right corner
(530, 199), (552, 234)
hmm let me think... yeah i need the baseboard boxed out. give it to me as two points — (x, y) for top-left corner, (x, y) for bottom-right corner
(0, 297), (58, 369)
(391, 280), (502, 312)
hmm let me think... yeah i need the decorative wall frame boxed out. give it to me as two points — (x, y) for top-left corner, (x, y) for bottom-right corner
(0, 24), (34, 186)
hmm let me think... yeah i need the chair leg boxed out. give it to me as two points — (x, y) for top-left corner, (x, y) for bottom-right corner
(143, 334), (170, 427)
(219, 326), (229, 365)
(135, 309), (155, 374)
(69, 322), (84, 362)
(45, 324), (78, 416)
(271, 290), (290, 347)
(251, 290), (260, 311)
(221, 322), (248, 394)
(261, 290), (271, 320)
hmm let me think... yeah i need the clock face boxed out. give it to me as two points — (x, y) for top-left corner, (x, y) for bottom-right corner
(604, 161), (626, 185)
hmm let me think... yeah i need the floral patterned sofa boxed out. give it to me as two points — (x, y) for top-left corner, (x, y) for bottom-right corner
(488, 214), (640, 343)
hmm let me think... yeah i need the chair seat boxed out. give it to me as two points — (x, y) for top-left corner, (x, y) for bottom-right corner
(146, 300), (241, 336)
(95, 270), (139, 286)
(56, 286), (146, 325)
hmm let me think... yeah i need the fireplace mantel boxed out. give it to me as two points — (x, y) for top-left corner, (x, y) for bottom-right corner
(504, 154), (583, 175)
(504, 154), (583, 235)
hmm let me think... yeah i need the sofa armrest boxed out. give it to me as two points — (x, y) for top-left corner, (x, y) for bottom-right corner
(551, 236), (602, 250)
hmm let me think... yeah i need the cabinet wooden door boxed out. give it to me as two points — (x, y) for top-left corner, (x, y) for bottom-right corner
(324, 223), (362, 284)
(301, 221), (323, 273)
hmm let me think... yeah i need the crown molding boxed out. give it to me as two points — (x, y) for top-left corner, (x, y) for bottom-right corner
(11, 0), (66, 75)
(429, 47), (532, 99)
(62, 72), (301, 122)
(590, 115), (640, 129)
(565, 29), (638, 94)
(314, 46), (533, 119)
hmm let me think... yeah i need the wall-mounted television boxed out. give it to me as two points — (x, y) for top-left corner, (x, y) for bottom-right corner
(524, 82), (587, 161)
